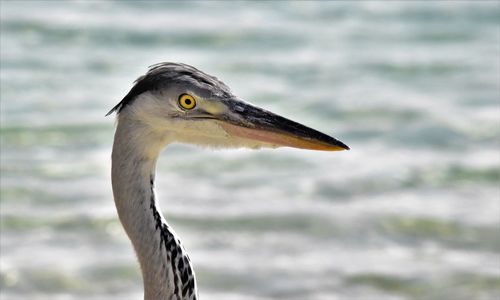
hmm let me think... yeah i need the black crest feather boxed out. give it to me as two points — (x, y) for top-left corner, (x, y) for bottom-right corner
(106, 62), (231, 116)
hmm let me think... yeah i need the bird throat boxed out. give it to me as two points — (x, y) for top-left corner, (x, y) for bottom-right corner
(111, 118), (198, 300)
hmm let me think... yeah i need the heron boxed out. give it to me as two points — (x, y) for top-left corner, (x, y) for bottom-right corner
(107, 62), (349, 300)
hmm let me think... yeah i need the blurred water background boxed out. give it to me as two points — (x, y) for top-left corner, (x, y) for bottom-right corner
(1, 1), (499, 300)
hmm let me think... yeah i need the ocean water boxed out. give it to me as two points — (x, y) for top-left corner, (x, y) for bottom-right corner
(1, 1), (499, 300)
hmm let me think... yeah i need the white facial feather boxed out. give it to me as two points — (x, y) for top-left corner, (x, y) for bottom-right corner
(119, 92), (281, 150)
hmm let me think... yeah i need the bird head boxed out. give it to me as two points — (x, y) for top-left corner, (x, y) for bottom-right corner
(108, 63), (349, 152)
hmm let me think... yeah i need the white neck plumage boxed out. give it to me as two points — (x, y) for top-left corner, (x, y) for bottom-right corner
(111, 114), (198, 300)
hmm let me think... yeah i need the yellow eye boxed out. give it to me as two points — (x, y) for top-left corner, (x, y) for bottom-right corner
(178, 94), (196, 110)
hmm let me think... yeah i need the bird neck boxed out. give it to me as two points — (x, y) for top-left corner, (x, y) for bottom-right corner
(111, 116), (197, 300)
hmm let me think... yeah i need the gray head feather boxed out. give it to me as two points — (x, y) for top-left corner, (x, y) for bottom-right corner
(106, 62), (233, 116)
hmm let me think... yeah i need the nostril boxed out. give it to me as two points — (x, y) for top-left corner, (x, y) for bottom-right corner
(234, 105), (245, 112)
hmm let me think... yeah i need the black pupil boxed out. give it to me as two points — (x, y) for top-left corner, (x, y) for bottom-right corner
(185, 99), (191, 105)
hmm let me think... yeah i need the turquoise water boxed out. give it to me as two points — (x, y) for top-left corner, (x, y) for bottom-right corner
(1, 1), (499, 300)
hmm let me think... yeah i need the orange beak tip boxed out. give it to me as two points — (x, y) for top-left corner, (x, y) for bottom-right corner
(327, 145), (350, 152)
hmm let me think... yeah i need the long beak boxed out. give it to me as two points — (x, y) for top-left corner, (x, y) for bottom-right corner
(214, 98), (349, 151)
